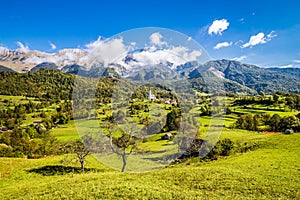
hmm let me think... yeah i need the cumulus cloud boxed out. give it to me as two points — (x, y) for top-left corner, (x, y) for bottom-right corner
(232, 55), (247, 62)
(208, 19), (230, 35)
(16, 41), (30, 53)
(214, 42), (232, 49)
(241, 31), (277, 48)
(23, 34), (203, 70)
(241, 33), (266, 48)
(122, 46), (201, 69)
(23, 36), (133, 68)
(149, 32), (167, 47)
(49, 41), (57, 50)
(80, 36), (127, 66)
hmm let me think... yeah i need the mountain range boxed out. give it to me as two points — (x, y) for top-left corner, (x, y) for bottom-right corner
(1, 47), (300, 94)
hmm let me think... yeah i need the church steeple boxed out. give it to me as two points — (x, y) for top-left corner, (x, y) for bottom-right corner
(147, 89), (156, 101)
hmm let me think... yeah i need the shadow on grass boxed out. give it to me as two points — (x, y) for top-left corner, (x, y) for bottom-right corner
(27, 165), (103, 176)
(142, 152), (182, 163)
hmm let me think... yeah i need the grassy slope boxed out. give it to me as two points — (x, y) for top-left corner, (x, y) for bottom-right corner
(1, 131), (300, 199)
(0, 95), (37, 110)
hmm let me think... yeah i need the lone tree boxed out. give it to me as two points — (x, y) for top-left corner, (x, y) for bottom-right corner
(110, 133), (136, 172)
(64, 139), (90, 172)
(73, 140), (90, 172)
(104, 122), (137, 172)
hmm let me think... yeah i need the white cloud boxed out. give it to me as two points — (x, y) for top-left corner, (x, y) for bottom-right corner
(80, 36), (127, 66)
(187, 37), (192, 41)
(267, 31), (277, 39)
(241, 33), (266, 48)
(208, 19), (230, 35)
(214, 42), (232, 49)
(149, 32), (167, 47)
(278, 64), (293, 68)
(234, 40), (244, 46)
(130, 42), (136, 46)
(25, 48), (82, 66)
(241, 31), (276, 48)
(232, 55), (247, 62)
(16, 41), (30, 53)
(121, 45), (201, 69)
(293, 60), (300, 63)
(21, 34), (202, 70)
(49, 41), (56, 50)
(0, 46), (8, 55)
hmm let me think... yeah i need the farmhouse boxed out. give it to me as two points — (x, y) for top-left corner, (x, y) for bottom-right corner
(164, 99), (177, 105)
(284, 129), (294, 134)
(161, 133), (173, 140)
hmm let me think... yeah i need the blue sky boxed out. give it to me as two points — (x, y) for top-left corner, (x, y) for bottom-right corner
(0, 0), (300, 68)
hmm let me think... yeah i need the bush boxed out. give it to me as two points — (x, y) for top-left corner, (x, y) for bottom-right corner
(0, 143), (13, 157)
(178, 138), (235, 161)
(236, 141), (258, 153)
(206, 139), (234, 160)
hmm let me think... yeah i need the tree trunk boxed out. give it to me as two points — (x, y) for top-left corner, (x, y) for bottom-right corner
(121, 153), (127, 172)
(80, 158), (85, 172)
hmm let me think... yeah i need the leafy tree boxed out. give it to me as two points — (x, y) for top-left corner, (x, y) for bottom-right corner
(0, 144), (13, 157)
(200, 104), (211, 116)
(105, 122), (137, 172)
(205, 139), (234, 160)
(40, 132), (56, 156)
(253, 114), (260, 131)
(164, 108), (181, 131)
(268, 114), (281, 131)
(110, 133), (136, 172)
(5, 118), (16, 130)
(235, 114), (255, 131)
(273, 94), (280, 103)
(72, 140), (90, 172)
(279, 116), (300, 132)
(25, 125), (38, 139)
(40, 111), (47, 118)
(112, 110), (126, 124)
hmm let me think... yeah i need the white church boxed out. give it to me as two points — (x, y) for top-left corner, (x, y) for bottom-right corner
(147, 89), (156, 101)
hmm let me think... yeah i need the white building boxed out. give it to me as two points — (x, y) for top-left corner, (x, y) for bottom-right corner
(147, 89), (156, 101)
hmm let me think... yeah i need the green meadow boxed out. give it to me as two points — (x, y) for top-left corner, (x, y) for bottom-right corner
(1, 92), (300, 199)
(1, 130), (300, 199)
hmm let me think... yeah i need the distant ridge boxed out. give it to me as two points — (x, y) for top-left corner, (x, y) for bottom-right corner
(0, 45), (299, 94)
(0, 65), (15, 72)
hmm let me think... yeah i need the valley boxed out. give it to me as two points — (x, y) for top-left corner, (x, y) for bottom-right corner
(0, 68), (300, 199)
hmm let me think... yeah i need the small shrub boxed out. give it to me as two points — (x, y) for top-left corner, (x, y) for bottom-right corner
(0, 143), (13, 157)
(236, 141), (259, 153)
(204, 139), (234, 160)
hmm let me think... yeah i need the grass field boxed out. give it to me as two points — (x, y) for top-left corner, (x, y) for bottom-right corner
(233, 105), (299, 117)
(0, 95), (37, 103)
(0, 95), (37, 110)
(1, 130), (300, 199)
(2, 95), (300, 199)
(50, 120), (80, 141)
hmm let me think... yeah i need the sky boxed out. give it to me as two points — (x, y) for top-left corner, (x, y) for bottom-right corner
(0, 0), (300, 68)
